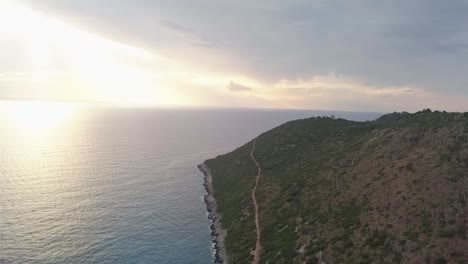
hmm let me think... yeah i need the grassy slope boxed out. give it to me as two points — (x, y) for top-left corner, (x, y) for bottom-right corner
(205, 111), (468, 264)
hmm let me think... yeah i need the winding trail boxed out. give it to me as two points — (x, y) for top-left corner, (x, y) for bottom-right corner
(250, 139), (262, 264)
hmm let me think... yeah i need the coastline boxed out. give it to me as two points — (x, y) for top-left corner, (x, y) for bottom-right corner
(197, 163), (228, 264)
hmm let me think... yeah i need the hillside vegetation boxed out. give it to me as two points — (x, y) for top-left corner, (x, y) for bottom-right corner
(204, 110), (468, 264)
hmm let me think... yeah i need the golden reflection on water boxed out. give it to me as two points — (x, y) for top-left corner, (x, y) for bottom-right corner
(0, 100), (84, 218)
(0, 100), (82, 142)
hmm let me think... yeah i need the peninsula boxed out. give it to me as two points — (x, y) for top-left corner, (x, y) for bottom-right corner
(201, 110), (468, 264)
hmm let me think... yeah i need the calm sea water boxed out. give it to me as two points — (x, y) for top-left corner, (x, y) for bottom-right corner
(0, 102), (380, 264)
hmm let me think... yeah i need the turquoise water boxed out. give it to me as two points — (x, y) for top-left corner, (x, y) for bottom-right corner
(0, 103), (379, 263)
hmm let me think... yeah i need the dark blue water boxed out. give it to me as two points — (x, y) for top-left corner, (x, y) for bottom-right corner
(0, 103), (380, 264)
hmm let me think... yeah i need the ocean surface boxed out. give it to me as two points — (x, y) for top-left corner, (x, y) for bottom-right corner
(0, 101), (380, 264)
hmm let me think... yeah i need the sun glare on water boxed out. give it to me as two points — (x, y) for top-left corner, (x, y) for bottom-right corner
(0, 101), (81, 140)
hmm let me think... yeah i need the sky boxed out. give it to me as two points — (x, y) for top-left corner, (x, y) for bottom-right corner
(1, 0), (468, 112)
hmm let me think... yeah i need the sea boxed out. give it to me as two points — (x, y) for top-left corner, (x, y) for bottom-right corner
(0, 101), (380, 264)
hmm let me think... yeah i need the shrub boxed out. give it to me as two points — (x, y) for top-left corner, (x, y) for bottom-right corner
(434, 257), (448, 264)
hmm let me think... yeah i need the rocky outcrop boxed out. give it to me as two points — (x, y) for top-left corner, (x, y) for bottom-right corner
(198, 163), (228, 264)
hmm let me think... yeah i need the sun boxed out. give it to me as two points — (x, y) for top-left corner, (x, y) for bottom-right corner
(0, 1), (171, 106)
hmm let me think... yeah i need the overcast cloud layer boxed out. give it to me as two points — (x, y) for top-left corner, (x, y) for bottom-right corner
(3, 0), (468, 111)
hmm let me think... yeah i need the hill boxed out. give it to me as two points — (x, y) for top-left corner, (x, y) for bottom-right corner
(202, 110), (468, 264)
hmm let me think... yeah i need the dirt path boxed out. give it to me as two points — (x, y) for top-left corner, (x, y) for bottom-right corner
(250, 139), (262, 264)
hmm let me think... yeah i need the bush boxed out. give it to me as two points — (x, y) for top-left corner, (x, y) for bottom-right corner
(438, 230), (456, 238)
(434, 257), (448, 264)
(307, 256), (319, 264)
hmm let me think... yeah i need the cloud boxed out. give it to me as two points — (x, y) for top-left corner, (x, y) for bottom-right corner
(13, 0), (468, 111)
(262, 76), (464, 112)
(24, 1), (468, 90)
(160, 20), (217, 48)
(160, 20), (197, 35)
(227, 81), (253, 92)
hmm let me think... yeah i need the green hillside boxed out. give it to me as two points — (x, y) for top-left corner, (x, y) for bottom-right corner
(204, 110), (468, 264)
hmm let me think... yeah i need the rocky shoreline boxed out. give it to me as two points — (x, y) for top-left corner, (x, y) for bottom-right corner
(198, 163), (228, 264)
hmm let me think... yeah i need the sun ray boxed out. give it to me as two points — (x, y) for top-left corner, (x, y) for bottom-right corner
(0, 1), (171, 106)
